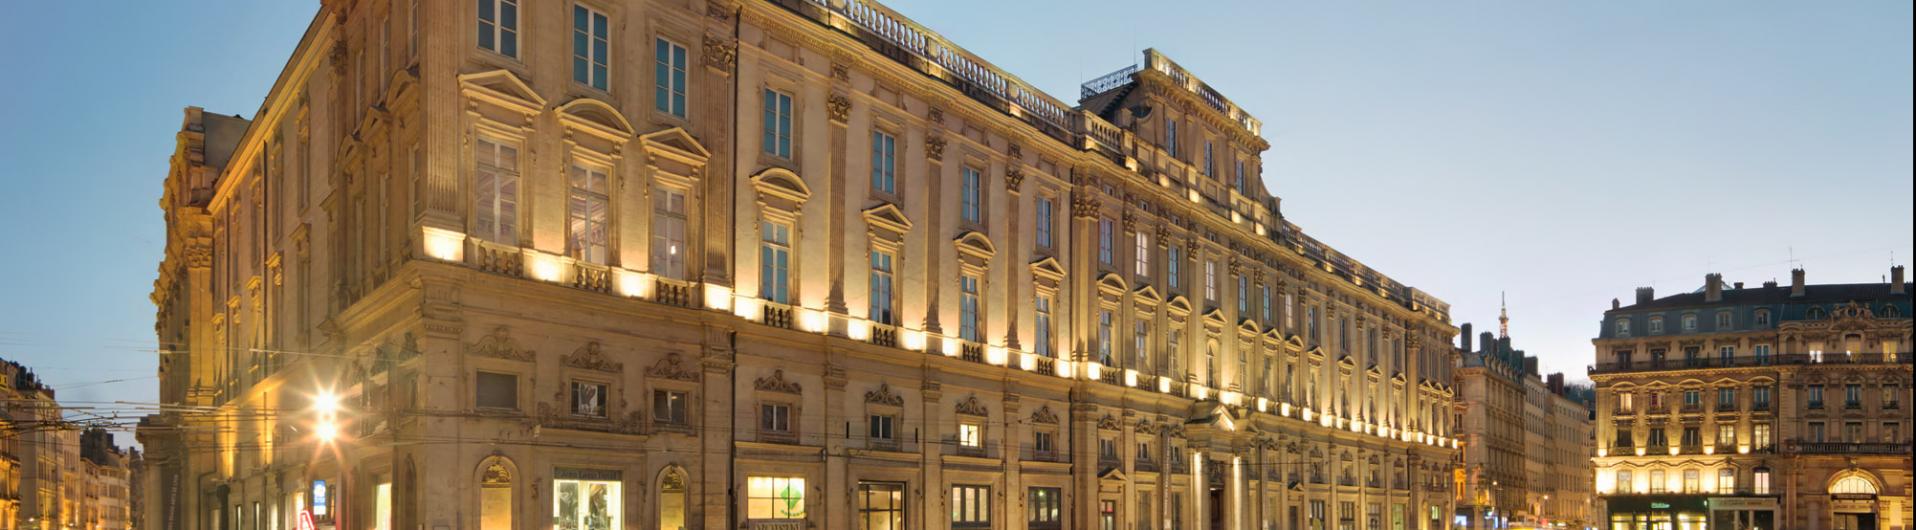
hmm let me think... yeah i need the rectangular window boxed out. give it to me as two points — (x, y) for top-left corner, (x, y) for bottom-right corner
(1649, 470), (1666, 493)
(654, 39), (688, 118)
(951, 485), (991, 528)
(1845, 384), (1862, 408)
(959, 274), (981, 342)
(1809, 421), (1825, 442)
(759, 403), (792, 433)
(1165, 119), (1178, 158)
(1261, 285), (1272, 324)
(1134, 321), (1150, 371)
(869, 250), (895, 325)
(1887, 384), (1902, 408)
(571, 5), (609, 90)
(472, 137), (520, 243)
(867, 414), (894, 441)
(1237, 276), (1249, 314)
(475, 371), (517, 410)
(567, 163), (610, 264)
(1616, 470), (1633, 493)
(1884, 422), (1900, 443)
(1719, 345), (1735, 364)
(1167, 246), (1182, 289)
(568, 380), (608, 418)
(1683, 469), (1700, 493)
(647, 187), (688, 279)
(1718, 468), (1735, 492)
(857, 482), (905, 530)
(870, 130), (896, 194)
(1027, 487), (1062, 529)
(1717, 423), (1735, 446)
(1753, 344), (1771, 363)
(1754, 469), (1771, 495)
(957, 422), (983, 448)
(759, 220), (792, 303)
(653, 390), (688, 425)
(1098, 218), (1114, 265)
(408, 0), (419, 60)
(1035, 293), (1054, 357)
(1035, 197), (1055, 249)
(1808, 385), (1824, 409)
(1844, 421), (1862, 442)
(1753, 385), (1771, 410)
(1203, 140), (1215, 176)
(476, 0), (518, 58)
(746, 476), (806, 520)
(553, 469), (622, 530)
(961, 166), (983, 224)
(761, 88), (793, 158)
(1235, 159), (1247, 193)
(1097, 310), (1115, 365)
(1717, 388), (1737, 411)
(1033, 430), (1055, 454)
(1134, 232), (1150, 276)
(1101, 500), (1117, 530)
(1753, 423), (1771, 449)
(1204, 261), (1217, 302)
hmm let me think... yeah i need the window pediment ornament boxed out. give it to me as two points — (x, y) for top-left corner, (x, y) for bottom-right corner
(1166, 295), (1193, 316)
(640, 128), (712, 184)
(826, 93), (852, 123)
(562, 341), (622, 373)
(864, 383), (904, 407)
(1134, 419), (1157, 435)
(955, 394), (989, 417)
(556, 98), (636, 143)
(470, 326), (535, 362)
(1029, 257), (1067, 285)
(1097, 273), (1130, 297)
(1098, 414), (1122, 431)
(459, 69), (546, 117)
(1030, 405), (1060, 425)
(750, 167), (811, 214)
(862, 203), (913, 242)
(646, 352), (701, 382)
(754, 369), (803, 394)
(953, 232), (996, 268)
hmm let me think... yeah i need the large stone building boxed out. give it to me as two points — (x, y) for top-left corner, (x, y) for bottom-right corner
(2, 359), (138, 530)
(1590, 269), (1913, 530)
(1453, 315), (1596, 530)
(140, 1), (1462, 530)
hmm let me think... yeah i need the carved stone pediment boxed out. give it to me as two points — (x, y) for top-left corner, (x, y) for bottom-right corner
(470, 326), (534, 362)
(755, 369), (802, 394)
(1097, 414), (1122, 431)
(563, 341), (622, 373)
(646, 352), (701, 382)
(1030, 405), (1059, 425)
(955, 395), (989, 417)
(865, 383), (904, 407)
(1134, 419), (1157, 435)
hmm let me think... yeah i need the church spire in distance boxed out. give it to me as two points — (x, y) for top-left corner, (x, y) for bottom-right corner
(1498, 291), (1509, 339)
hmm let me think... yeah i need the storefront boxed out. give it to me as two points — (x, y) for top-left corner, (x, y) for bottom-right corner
(1605, 496), (1710, 530)
(1706, 497), (1776, 530)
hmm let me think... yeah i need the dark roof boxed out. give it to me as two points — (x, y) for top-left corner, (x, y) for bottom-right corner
(1616, 282), (1911, 312)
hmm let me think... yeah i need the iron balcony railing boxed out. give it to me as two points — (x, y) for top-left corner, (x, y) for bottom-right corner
(1784, 440), (1911, 455)
(1591, 352), (1909, 374)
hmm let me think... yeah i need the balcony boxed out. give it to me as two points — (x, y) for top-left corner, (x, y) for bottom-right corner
(867, 324), (897, 347)
(1784, 440), (1911, 455)
(1020, 444), (1066, 463)
(761, 303), (795, 329)
(1589, 352), (1912, 375)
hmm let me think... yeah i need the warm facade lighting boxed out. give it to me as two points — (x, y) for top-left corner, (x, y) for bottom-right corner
(703, 284), (734, 311)
(616, 270), (653, 298)
(421, 227), (466, 262)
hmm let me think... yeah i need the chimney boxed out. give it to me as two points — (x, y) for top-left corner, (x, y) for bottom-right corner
(1460, 323), (1474, 352)
(1734, 282), (1744, 289)
(1522, 356), (1538, 376)
(1611, 298), (1621, 310)
(1893, 266), (1906, 295)
(1790, 268), (1806, 298)
(1705, 273), (1724, 303)
(1763, 280), (1778, 289)
(1635, 287), (1655, 305)
(1547, 373), (1566, 395)
(1479, 332), (1495, 354)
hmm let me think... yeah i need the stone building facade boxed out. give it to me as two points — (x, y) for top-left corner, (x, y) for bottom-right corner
(2, 360), (137, 530)
(140, 1), (1462, 529)
(1452, 323), (1595, 530)
(1590, 270), (1913, 530)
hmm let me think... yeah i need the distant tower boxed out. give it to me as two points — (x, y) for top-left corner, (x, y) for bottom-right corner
(1498, 291), (1509, 339)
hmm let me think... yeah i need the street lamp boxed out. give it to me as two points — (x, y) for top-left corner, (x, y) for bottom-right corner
(311, 388), (342, 444)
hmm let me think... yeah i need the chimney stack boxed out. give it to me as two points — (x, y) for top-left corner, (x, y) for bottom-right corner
(1611, 298), (1621, 310)
(1705, 273), (1724, 303)
(1460, 323), (1474, 352)
(1763, 280), (1778, 289)
(1790, 268), (1806, 298)
(1734, 282), (1744, 289)
(1635, 287), (1655, 305)
(1547, 373), (1566, 395)
(1893, 266), (1906, 295)
(1479, 331), (1496, 354)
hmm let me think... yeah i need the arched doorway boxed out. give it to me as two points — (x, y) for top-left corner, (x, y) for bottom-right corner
(658, 466), (688, 530)
(475, 456), (516, 530)
(1828, 472), (1880, 530)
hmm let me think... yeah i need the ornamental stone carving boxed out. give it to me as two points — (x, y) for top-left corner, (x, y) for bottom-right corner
(470, 326), (534, 362)
(754, 369), (802, 394)
(1098, 414), (1122, 431)
(925, 136), (946, 161)
(865, 383), (904, 406)
(562, 341), (622, 373)
(955, 395), (988, 417)
(827, 93), (852, 123)
(1005, 166), (1024, 192)
(702, 34), (737, 71)
(1029, 405), (1059, 425)
(646, 352), (701, 382)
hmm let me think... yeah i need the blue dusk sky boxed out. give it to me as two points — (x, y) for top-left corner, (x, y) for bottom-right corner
(1, 1), (1909, 446)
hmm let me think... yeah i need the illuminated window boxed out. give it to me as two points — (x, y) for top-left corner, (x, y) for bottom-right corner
(746, 476), (806, 520)
(1752, 468), (1771, 495)
(857, 482), (905, 530)
(654, 39), (687, 118)
(1097, 310), (1114, 365)
(1028, 487), (1063, 529)
(553, 469), (622, 530)
(951, 485), (991, 528)
(1135, 232), (1151, 276)
(1830, 475), (1876, 495)
(957, 421), (983, 448)
(566, 163), (610, 264)
(759, 220), (792, 304)
(472, 137), (520, 244)
(1717, 468), (1735, 492)
(650, 187), (687, 279)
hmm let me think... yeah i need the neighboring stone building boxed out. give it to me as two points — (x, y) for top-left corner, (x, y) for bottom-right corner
(80, 429), (134, 530)
(141, 1), (1462, 530)
(1591, 269), (1913, 530)
(2, 360), (136, 530)
(1452, 312), (1596, 530)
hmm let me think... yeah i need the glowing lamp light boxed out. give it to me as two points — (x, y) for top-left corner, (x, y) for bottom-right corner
(1703, 446), (1715, 455)
(314, 421), (339, 444)
(1192, 385), (1210, 400)
(1279, 402), (1292, 417)
(941, 337), (961, 356)
(1124, 369), (1139, 387)
(703, 284), (734, 311)
(732, 297), (762, 320)
(846, 319), (871, 341)
(420, 227), (465, 261)
(1319, 413), (1334, 428)
(1597, 448), (1607, 457)
(524, 251), (564, 283)
(1057, 360), (1076, 379)
(1157, 376), (1172, 393)
(1230, 211), (1243, 223)
(1221, 391), (1240, 406)
(901, 329), (927, 351)
(984, 346), (1008, 366)
(1668, 447), (1680, 456)
(312, 390), (341, 416)
(1256, 397), (1269, 413)
(799, 309), (830, 333)
(1737, 445), (1750, 455)
(1188, 189), (1202, 203)
(310, 389), (342, 444)
(1020, 353), (1037, 371)
(1301, 408), (1314, 422)
(1085, 362), (1103, 381)
(1255, 224), (1267, 236)
(615, 270), (653, 299)
(1635, 448), (1647, 456)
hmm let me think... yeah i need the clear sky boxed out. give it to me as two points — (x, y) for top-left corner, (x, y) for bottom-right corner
(1, 1), (1909, 446)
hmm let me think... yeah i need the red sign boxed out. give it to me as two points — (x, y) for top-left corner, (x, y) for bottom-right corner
(298, 510), (317, 530)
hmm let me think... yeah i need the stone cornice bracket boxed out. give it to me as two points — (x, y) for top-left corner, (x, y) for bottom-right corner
(1004, 166), (1024, 193)
(925, 135), (946, 162)
(829, 59), (853, 82)
(705, 0), (737, 22)
(701, 34), (736, 74)
(1070, 195), (1102, 219)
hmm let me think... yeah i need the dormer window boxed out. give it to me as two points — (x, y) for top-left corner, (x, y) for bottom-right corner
(1681, 314), (1697, 332)
(1754, 309), (1771, 326)
(1616, 318), (1632, 337)
(1648, 316), (1663, 334)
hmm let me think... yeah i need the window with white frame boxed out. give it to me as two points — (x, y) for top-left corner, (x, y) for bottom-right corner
(960, 165), (983, 224)
(1134, 232), (1150, 276)
(957, 421), (983, 448)
(759, 220), (792, 304)
(1718, 468), (1735, 492)
(1097, 310), (1114, 365)
(572, 5), (609, 90)
(1098, 218), (1114, 265)
(654, 39), (687, 118)
(1715, 311), (1732, 329)
(870, 130), (896, 194)
(759, 402), (792, 434)
(959, 274), (981, 342)
(869, 250), (895, 325)
(649, 187), (687, 279)
(1205, 260), (1217, 302)
(1648, 316), (1663, 334)
(762, 88), (793, 158)
(1034, 293), (1054, 357)
(1035, 197), (1055, 250)
(477, 0), (518, 58)
(472, 137), (519, 244)
(1682, 314), (1697, 331)
(566, 162), (610, 264)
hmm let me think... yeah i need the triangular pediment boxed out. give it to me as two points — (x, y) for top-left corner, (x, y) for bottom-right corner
(861, 203), (913, 234)
(954, 232), (996, 260)
(1202, 308), (1228, 326)
(458, 69), (546, 115)
(556, 98), (635, 140)
(1099, 467), (1129, 483)
(1133, 285), (1161, 303)
(1285, 335), (1305, 350)
(1391, 372), (1407, 384)
(1366, 364), (1383, 377)
(1029, 257), (1066, 281)
(750, 168), (811, 204)
(1336, 354), (1356, 368)
(640, 127), (712, 165)
(1237, 319), (1261, 335)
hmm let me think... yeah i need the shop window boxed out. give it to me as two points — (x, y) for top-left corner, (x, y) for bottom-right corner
(553, 468), (621, 530)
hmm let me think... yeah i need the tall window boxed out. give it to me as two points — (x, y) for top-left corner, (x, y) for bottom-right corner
(1237, 276), (1249, 314)
(1167, 246), (1182, 289)
(1615, 470), (1633, 494)
(652, 390), (688, 425)
(959, 274), (981, 342)
(960, 166), (983, 224)
(762, 89), (793, 158)
(1034, 293), (1054, 357)
(553, 469), (622, 530)
(870, 130), (896, 194)
(857, 482), (905, 530)
(1235, 159), (1247, 193)
(572, 5), (609, 90)
(759, 221), (792, 303)
(1682, 469), (1700, 493)
(951, 485), (991, 529)
(869, 250), (895, 325)
(1752, 468), (1771, 495)
(1027, 488), (1062, 530)
(649, 187), (687, 279)
(1098, 218), (1114, 265)
(1752, 423), (1771, 449)
(472, 137), (519, 243)
(570, 381), (607, 418)
(654, 39), (688, 118)
(1718, 468), (1736, 492)
(746, 476), (806, 521)
(1204, 260), (1217, 302)
(1165, 119), (1179, 158)
(1845, 384), (1861, 408)
(566, 163), (610, 264)
(409, 145), (423, 217)
(1202, 140), (1215, 176)
(477, 0), (519, 58)
(1134, 321), (1150, 371)
(1097, 310), (1115, 365)
(1752, 385), (1771, 410)
(1134, 232), (1150, 276)
(1035, 197), (1054, 249)
(1649, 470), (1666, 493)
(1261, 285), (1272, 323)
(1808, 385), (1824, 409)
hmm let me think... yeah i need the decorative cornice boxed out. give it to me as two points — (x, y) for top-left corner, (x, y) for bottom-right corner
(469, 326), (534, 362)
(562, 341), (622, 373)
(755, 369), (802, 394)
(702, 34), (737, 73)
(1029, 405), (1059, 425)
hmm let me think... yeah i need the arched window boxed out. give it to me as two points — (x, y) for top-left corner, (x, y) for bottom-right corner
(1753, 309), (1771, 327)
(1883, 305), (1903, 318)
(1830, 474), (1878, 495)
(477, 457), (515, 530)
(659, 467), (688, 530)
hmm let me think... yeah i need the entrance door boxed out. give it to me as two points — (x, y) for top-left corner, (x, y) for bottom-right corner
(1209, 488), (1226, 530)
(1835, 513), (1877, 530)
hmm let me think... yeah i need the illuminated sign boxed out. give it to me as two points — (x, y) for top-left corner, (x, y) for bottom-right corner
(311, 480), (330, 517)
(1649, 502), (1670, 509)
(297, 510), (316, 530)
